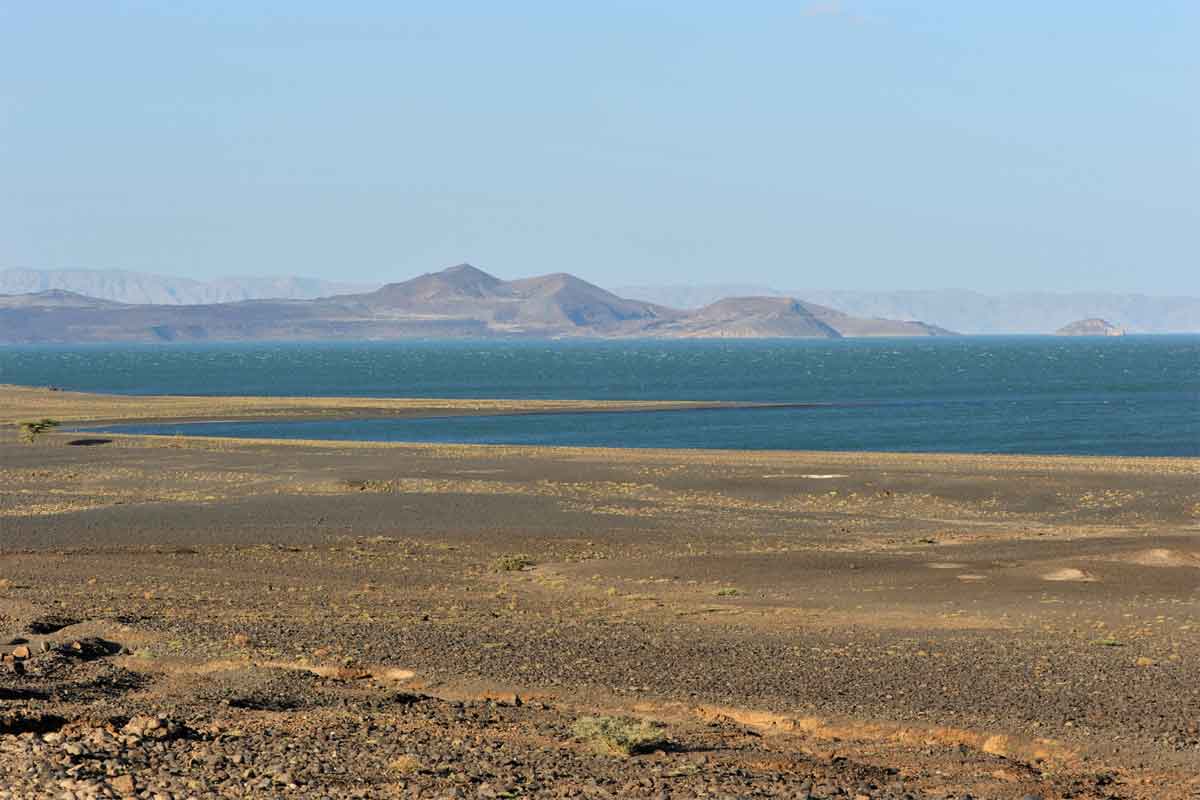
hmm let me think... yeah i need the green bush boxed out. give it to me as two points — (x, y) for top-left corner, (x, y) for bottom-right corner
(17, 419), (60, 444)
(571, 715), (669, 756)
(491, 554), (535, 572)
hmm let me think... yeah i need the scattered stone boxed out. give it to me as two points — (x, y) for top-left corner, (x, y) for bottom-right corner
(120, 715), (189, 741)
(63, 637), (122, 660)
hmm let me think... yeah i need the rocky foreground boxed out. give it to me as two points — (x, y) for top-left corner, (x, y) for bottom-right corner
(1, 400), (1197, 797)
(1, 630), (1081, 800)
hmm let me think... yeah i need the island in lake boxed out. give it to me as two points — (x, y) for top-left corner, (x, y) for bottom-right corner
(1056, 317), (1127, 336)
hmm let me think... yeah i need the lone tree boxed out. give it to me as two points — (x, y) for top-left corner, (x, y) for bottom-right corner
(17, 418), (60, 444)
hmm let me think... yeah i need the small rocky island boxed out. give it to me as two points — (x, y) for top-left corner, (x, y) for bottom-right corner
(1055, 317), (1126, 336)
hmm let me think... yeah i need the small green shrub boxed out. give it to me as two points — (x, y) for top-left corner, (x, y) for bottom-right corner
(17, 419), (60, 444)
(492, 554), (535, 572)
(571, 715), (669, 756)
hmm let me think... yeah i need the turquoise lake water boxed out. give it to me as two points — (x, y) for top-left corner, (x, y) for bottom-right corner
(2, 338), (1196, 456)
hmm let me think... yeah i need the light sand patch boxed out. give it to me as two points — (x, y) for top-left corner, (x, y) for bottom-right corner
(956, 574), (988, 582)
(0, 384), (715, 426)
(126, 657), (417, 684)
(672, 604), (1011, 632)
(688, 704), (1076, 767)
(305, 665), (417, 683)
(1041, 567), (1097, 582)
(1115, 548), (1200, 568)
(926, 562), (967, 569)
(761, 472), (850, 479)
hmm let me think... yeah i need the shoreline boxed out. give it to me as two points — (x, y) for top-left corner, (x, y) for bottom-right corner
(7, 384), (1199, 465)
(66, 431), (1200, 474)
(0, 383), (728, 426)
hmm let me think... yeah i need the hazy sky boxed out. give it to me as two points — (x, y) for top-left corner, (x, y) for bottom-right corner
(3, 2), (1197, 293)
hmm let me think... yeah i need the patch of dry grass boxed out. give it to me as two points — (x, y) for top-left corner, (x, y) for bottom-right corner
(388, 755), (422, 774)
(492, 554), (535, 572)
(571, 716), (670, 757)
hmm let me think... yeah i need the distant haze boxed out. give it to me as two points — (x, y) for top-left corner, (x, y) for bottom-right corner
(0, 268), (373, 306)
(4, 267), (1200, 335)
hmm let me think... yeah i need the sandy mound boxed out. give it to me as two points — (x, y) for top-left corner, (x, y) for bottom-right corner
(1041, 567), (1097, 582)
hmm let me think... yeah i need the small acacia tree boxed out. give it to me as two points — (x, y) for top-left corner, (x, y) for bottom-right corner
(17, 418), (60, 444)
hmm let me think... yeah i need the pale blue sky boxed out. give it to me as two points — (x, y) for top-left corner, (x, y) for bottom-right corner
(2, 2), (1197, 293)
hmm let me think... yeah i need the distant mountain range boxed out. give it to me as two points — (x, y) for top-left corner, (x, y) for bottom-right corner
(3, 266), (1193, 341)
(0, 268), (372, 305)
(0, 265), (951, 343)
(614, 285), (1200, 334)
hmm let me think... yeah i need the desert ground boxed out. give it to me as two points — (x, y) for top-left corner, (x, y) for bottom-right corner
(1, 386), (1199, 799)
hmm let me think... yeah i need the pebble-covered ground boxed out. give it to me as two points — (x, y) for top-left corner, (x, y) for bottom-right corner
(0, 639), (1091, 800)
(2, 425), (1198, 798)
